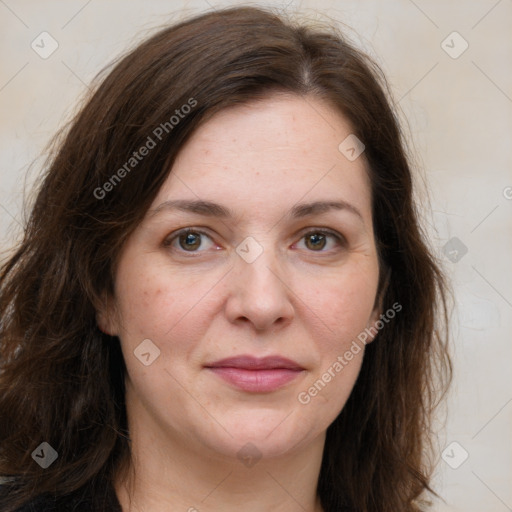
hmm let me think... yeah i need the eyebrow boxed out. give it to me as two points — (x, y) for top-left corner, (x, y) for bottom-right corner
(149, 199), (364, 222)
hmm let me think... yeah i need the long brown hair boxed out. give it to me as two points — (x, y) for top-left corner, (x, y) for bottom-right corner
(0, 6), (451, 511)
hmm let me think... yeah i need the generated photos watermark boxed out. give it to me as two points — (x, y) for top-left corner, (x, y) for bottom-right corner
(297, 302), (402, 405)
(93, 97), (198, 200)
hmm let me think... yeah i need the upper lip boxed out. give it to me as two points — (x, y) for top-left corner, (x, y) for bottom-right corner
(205, 355), (304, 371)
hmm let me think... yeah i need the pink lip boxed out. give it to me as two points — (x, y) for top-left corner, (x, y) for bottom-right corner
(205, 355), (305, 393)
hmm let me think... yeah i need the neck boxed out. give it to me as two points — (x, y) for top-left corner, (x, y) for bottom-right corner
(114, 414), (326, 512)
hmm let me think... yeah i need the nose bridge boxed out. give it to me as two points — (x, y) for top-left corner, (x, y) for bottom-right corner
(236, 235), (285, 296)
(226, 235), (294, 330)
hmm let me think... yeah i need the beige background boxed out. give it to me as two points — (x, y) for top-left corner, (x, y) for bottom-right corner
(1, 1), (511, 510)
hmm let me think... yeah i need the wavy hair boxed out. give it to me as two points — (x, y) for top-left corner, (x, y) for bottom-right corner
(0, 6), (451, 511)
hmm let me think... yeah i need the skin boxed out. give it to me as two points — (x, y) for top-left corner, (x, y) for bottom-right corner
(98, 93), (382, 512)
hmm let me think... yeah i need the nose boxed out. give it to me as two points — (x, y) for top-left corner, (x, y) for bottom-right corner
(224, 244), (295, 332)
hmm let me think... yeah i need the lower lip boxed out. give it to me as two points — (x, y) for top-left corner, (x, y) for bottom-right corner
(206, 367), (304, 392)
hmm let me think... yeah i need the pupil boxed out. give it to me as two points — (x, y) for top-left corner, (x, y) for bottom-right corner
(180, 232), (200, 251)
(307, 233), (325, 250)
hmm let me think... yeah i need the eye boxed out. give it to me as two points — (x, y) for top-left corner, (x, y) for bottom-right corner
(294, 229), (345, 252)
(164, 227), (345, 255)
(164, 228), (217, 253)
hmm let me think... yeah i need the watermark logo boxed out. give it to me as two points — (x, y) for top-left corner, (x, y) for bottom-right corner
(152, 97), (197, 141)
(442, 441), (469, 469)
(31, 31), (59, 59)
(297, 302), (402, 405)
(338, 134), (365, 161)
(237, 442), (262, 468)
(31, 441), (58, 469)
(441, 31), (469, 59)
(134, 338), (161, 366)
(236, 236), (264, 264)
(93, 97), (197, 200)
(442, 237), (468, 263)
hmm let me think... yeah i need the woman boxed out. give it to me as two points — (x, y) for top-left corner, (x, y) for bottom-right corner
(0, 6), (451, 511)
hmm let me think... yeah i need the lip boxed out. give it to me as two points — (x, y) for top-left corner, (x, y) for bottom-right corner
(204, 355), (305, 393)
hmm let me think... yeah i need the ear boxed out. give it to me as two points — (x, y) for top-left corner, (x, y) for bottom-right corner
(94, 292), (120, 336)
(365, 267), (391, 344)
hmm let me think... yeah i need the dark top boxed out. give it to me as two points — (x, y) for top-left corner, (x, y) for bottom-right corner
(0, 481), (123, 512)
(2, 480), (350, 511)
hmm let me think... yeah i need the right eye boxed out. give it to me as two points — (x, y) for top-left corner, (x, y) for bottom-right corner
(163, 228), (219, 254)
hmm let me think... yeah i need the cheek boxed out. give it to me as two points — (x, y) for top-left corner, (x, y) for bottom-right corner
(115, 278), (174, 341)
(113, 256), (223, 359)
(296, 290), (370, 413)
(305, 266), (379, 342)
(114, 254), (183, 333)
(294, 264), (377, 406)
(113, 261), (210, 414)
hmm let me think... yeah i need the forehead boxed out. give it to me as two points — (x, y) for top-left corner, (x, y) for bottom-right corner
(151, 94), (372, 224)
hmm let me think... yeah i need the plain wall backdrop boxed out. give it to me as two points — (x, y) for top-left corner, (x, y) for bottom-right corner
(1, 1), (511, 510)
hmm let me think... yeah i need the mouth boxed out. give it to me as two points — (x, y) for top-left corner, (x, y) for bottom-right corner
(204, 355), (305, 393)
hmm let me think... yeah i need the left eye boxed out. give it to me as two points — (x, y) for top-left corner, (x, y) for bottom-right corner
(295, 230), (343, 252)
(164, 228), (343, 254)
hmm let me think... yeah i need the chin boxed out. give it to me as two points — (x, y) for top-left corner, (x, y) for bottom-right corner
(197, 410), (316, 460)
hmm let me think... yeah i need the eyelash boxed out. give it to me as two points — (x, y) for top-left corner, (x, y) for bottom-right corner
(163, 227), (346, 255)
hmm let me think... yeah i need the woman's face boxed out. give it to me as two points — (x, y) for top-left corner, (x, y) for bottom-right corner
(101, 94), (381, 461)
